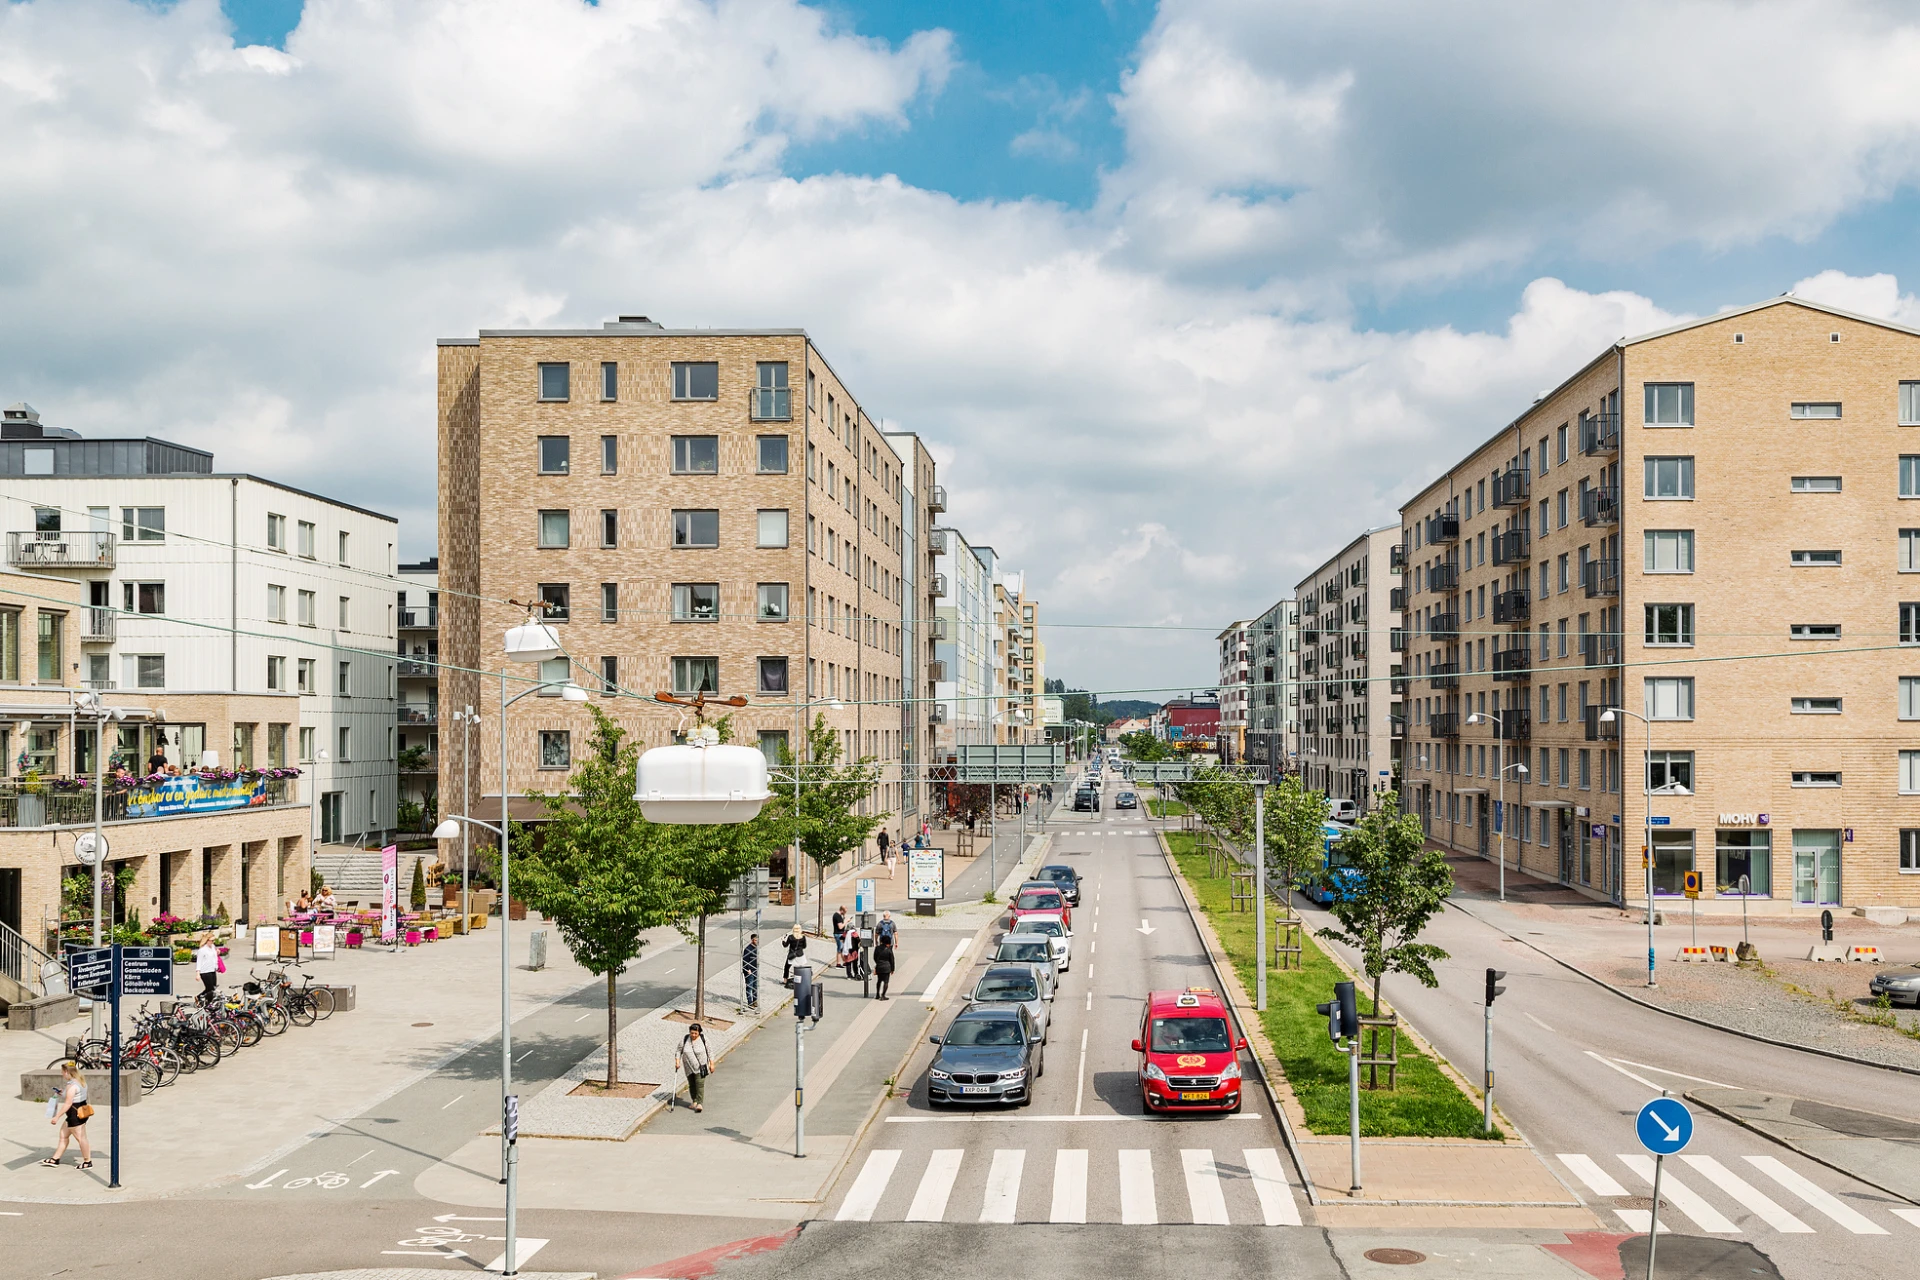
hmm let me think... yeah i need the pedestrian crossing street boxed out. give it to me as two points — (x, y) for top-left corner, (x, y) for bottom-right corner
(834, 1146), (1304, 1226)
(1558, 1152), (1920, 1237)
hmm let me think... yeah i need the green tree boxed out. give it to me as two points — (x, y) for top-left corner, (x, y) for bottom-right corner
(1118, 730), (1171, 762)
(409, 856), (427, 910)
(763, 713), (887, 936)
(1314, 793), (1453, 1014)
(1263, 774), (1332, 920)
(516, 706), (693, 1084)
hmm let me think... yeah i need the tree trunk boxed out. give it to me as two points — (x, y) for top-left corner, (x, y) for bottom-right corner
(1371, 973), (1382, 1017)
(694, 912), (708, 1022)
(816, 863), (826, 937)
(606, 968), (620, 1086)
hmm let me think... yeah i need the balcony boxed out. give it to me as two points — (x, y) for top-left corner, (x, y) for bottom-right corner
(928, 660), (948, 682)
(1491, 466), (1530, 508)
(1495, 709), (1531, 741)
(1580, 486), (1619, 527)
(7, 531), (115, 571)
(1429, 562), (1459, 592)
(1579, 411), (1621, 456)
(1492, 645), (1531, 681)
(1582, 558), (1621, 598)
(1429, 662), (1459, 690)
(1326, 679), (1345, 701)
(398, 705), (438, 726)
(397, 659), (436, 678)
(1429, 612), (1460, 641)
(1580, 632), (1622, 668)
(928, 529), (950, 555)
(81, 608), (115, 644)
(399, 752), (439, 775)
(1302, 625), (1320, 645)
(1492, 588), (1531, 624)
(930, 703), (947, 724)
(1324, 578), (1344, 600)
(1301, 684), (1318, 705)
(930, 573), (948, 598)
(1427, 513), (1459, 544)
(1429, 712), (1461, 738)
(1390, 627), (1406, 652)
(1389, 544), (1407, 571)
(928, 617), (950, 641)
(928, 485), (947, 514)
(1349, 680), (1367, 700)
(0, 774), (296, 829)
(1389, 586), (1406, 611)
(399, 607), (438, 629)
(1491, 527), (1531, 565)
(1583, 704), (1619, 741)
(1390, 674), (1409, 695)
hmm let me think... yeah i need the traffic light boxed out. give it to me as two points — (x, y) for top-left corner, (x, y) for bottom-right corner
(1316, 980), (1359, 1042)
(790, 964), (825, 1021)
(1485, 968), (1507, 1007)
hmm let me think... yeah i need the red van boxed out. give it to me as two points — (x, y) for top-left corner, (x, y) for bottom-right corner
(1132, 988), (1247, 1114)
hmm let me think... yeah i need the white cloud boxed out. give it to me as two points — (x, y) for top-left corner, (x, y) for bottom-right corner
(1789, 270), (1920, 327)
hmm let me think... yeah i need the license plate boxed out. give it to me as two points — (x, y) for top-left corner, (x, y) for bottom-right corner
(1180, 1091), (1211, 1101)
(963, 1085), (992, 1094)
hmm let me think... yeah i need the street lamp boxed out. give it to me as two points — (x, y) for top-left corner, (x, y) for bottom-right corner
(446, 707), (483, 926)
(1465, 712), (1528, 903)
(1601, 705), (1689, 990)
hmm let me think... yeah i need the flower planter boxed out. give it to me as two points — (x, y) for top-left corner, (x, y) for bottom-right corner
(507, 899), (527, 921)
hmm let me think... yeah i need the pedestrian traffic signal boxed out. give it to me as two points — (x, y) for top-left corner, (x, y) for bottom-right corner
(1316, 980), (1359, 1042)
(790, 964), (824, 1021)
(1486, 968), (1506, 1006)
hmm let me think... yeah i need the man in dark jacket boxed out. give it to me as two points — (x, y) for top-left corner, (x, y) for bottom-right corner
(872, 937), (895, 1000)
(742, 933), (760, 1009)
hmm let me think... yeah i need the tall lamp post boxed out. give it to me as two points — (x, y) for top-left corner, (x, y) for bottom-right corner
(432, 616), (587, 1279)
(1465, 712), (1528, 902)
(447, 706), (482, 920)
(1600, 706), (1685, 990)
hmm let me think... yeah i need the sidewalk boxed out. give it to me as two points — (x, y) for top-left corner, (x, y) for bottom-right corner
(1443, 851), (1920, 1071)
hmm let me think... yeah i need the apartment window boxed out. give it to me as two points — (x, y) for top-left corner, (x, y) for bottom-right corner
(1645, 677), (1694, 720)
(538, 583), (570, 622)
(600, 582), (618, 623)
(1792, 475), (1842, 493)
(758, 656), (789, 694)
(1903, 677), (1920, 720)
(1643, 382), (1694, 426)
(600, 361), (618, 402)
(538, 730), (570, 770)
(1643, 456), (1694, 499)
(757, 509), (789, 548)
(123, 653), (163, 690)
(599, 509), (617, 548)
(672, 436), (719, 474)
(1790, 623), (1841, 640)
(1557, 552), (1569, 591)
(1904, 753), (1920, 795)
(266, 655), (285, 691)
(1901, 457), (1920, 499)
(758, 582), (789, 622)
(1647, 750), (1693, 792)
(537, 362), (569, 401)
(1791, 548), (1842, 567)
(1791, 696), (1842, 715)
(297, 590), (316, 626)
(1555, 424), (1567, 463)
(1906, 604), (1920, 644)
(1792, 770), (1842, 787)
(267, 513), (286, 550)
(537, 436), (570, 474)
(1644, 530), (1695, 573)
(267, 584), (286, 623)
(337, 596), (351, 630)
(1642, 603), (1692, 646)
(672, 656), (719, 694)
(120, 507), (164, 542)
(1904, 531), (1920, 572)
(758, 435), (790, 474)
(297, 657), (315, 693)
(1790, 402), (1842, 419)
(297, 520), (315, 558)
(1557, 747), (1570, 786)
(1579, 749), (1591, 790)
(601, 435), (618, 474)
(672, 583), (720, 622)
(122, 582), (165, 615)
(337, 660), (351, 695)
(671, 361), (719, 401)
(298, 726), (315, 762)
(758, 730), (788, 768)
(598, 656), (618, 695)
(754, 362), (791, 420)
(672, 510), (719, 548)
(537, 657), (568, 693)
(1903, 382), (1920, 426)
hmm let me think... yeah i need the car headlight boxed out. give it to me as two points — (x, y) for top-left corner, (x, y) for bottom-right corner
(1000, 1068), (1027, 1083)
(1220, 1060), (1241, 1081)
(929, 1068), (951, 1081)
(1144, 1063), (1168, 1082)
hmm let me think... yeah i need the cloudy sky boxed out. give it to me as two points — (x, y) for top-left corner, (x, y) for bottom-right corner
(6, 0), (1920, 700)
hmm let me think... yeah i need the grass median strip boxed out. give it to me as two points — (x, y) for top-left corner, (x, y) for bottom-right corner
(1167, 832), (1500, 1140)
(1148, 797), (1190, 818)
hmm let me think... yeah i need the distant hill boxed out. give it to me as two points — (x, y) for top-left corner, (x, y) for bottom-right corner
(1096, 699), (1161, 721)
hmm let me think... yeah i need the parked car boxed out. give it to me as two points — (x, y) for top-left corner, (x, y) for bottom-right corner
(1010, 885), (1072, 931)
(1013, 914), (1071, 971)
(927, 1005), (1043, 1107)
(1033, 864), (1081, 904)
(1869, 965), (1920, 1008)
(992, 936), (1060, 995)
(968, 964), (1052, 1042)
(1073, 787), (1100, 812)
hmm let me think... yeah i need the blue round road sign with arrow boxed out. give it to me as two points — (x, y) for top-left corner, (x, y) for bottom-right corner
(1635, 1096), (1694, 1155)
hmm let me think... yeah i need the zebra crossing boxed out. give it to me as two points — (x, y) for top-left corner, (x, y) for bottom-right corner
(1559, 1151), (1920, 1237)
(834, 1146), (1304, 1226)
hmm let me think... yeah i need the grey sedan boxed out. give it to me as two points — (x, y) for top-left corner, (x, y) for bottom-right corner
(927, 1005), (1043, 1107)
(969, 964), (1052, 1043)
(991, 937), (1059, 997)
(1869, 965), (1920, 1008)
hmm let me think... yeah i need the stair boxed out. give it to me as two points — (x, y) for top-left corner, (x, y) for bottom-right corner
(1, 917), (55, 1011)
(310, 849), (437, 909)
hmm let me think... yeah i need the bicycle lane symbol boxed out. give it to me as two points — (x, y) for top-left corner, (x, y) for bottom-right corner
(385, 1226), (501, 1259)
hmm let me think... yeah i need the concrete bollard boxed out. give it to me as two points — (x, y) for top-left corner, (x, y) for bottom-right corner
(528, 930), (547, 971)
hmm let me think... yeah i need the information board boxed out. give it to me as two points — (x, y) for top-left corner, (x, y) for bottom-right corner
(66, 946), (112, 994)
(907, 849), (945, 901)
(118, 946), (174, 997)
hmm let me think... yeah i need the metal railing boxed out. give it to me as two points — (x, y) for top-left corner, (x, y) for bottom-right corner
(1492, 588), (1531, 624)
(1, 917), (57, 1000)
(1429, 712), (1461, 738)
(397, 659), (436, 677)
(1492, 466), (1530, 508)
(7, 531), (116, 570)
(1429, 612), (1460, 640)
(1429, 562), (1459, 592)
(930, 573), (948, 598)
(928, 485), (947, 514)
(1583, 705), (1620, 741)
(1492, 646), (1531, 680)
(1579, 411), (1621, 456)
(399, 607), (438, 628)
(82, 608), (116, 643)
(1581, 633), (1622, 668)
(1495, 709), (1531, 740)
(1427, 513), (1460, 543)
(1389, 544), (1407, 570)
(398, 705), (438, 725)
(0, 776), (294, 829)
(1582, 558), (1621, 598)
(1429, 662), (1459, 689)
(1580, 486), (1619, 527)
(1491, 528), (1531, 565)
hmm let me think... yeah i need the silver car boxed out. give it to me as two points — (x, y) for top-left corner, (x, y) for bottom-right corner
(993, 936), (1060, 996)
(968, 964), (1052, 1043)
(1016, 913), (1072, 971)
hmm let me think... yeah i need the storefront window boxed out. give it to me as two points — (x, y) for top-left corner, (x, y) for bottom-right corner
(1793, 830), (1841, 905)
(1651, 829), (1694, 896)
(1716, 829), (1771, 896)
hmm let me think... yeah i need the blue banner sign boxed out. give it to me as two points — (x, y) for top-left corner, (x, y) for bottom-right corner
(126, 775), (272, 817)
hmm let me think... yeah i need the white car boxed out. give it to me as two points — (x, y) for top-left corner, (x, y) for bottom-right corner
(1014, 914), (1072, 971)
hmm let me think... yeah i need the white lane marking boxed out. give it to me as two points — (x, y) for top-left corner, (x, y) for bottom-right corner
(440, 1094), (466, 1110)
(1609, 1058), (1743, 1090)
(1245, 1148), (1302, 1226)
(980, 1149), (1025, 1223)
(835, 1149), (901, 1221)
(1118, 1149), (1157, 1224)
(906, 1149), (964, 1222)
(1085, 991), (1092, 1012)
(483, 1238), (548, 1271)
(1091, 940), (1097, 955)
(1051, 1149), (1088, 1223)
(1680, 1155), (1812, 1233)
(1524, 1012), (1553, 1033)
(1092, 922), (1098, 934)
(1745, 1155), (1889, 1234)
(1614, 1209), (1668, 1234)
(515, 1048), (536, 1064)
(1618, 1155), (1738, 1233)
(1074, 1028), (1089, 1115)
(919, 938), (972, 1003)
(1558, 1153), (1628, 1198)
(1892, 1207), (1920, 1229)
(1181, 1149), (1230, 1225)
(342, 1149), (376, 1169)
(1583, 1049), (1661, 1091)
(574, 1013), (593, 1022)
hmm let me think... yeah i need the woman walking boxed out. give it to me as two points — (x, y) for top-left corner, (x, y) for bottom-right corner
(872, 936), (896, 1001)
(43, 1061), (92, 1170)
(194, 933), (221, 999)
(676, 1023), (713, 1113)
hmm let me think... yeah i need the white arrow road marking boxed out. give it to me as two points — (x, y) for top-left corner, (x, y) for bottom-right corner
(435, 1213), (506, 1223)
(246, 1170), (288, 1189)
(360, 1170), (400, 1188)
(1136, 920), (1155, 936)
(485, 1237), (550, 1270)
(384, 1251), (467, 1258)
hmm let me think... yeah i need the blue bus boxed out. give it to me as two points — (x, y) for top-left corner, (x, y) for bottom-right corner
(1302, 820), (1360, 905)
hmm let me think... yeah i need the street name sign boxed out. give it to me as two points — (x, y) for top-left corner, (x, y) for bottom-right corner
(118, 946), (174, 997)
(66, 946), (112, 994)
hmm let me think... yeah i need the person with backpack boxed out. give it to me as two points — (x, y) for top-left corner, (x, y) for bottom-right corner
(675, 1023), (713, 1113)
(875, 910), (898, 954)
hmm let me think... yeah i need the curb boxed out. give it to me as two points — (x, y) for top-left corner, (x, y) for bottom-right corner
(1446, 898), (1920, 1079)
(1684, 1090), (1920, 1208)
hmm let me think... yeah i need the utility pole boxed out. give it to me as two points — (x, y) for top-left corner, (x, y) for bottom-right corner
(1483, 967), (1505, 1132)
(1253, 777), (1268, 1012)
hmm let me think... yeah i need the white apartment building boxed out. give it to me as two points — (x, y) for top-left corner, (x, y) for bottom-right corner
(0, 405), (399, 844)
(1216, 619), (1252, 764)
(1245, 598), (1298, 776)
(931, 526), (993, 754)
(1294, 525), (1404, 814)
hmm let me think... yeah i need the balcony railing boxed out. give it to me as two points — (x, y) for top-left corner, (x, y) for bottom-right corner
(1491, 528), (1531, 565)
(399, 753), (439, 775)
(1389, 544), (1407, 570)
(1580, 633), (1622, 668)
(1495, 709), (1531, 741)
(1427, 513), (1459, 544)
(1326, 681), (1345, 701)
(929, 704), (947, 724)
(1492, 466), (1530, 508)
(1324, 578), (1344, 600)
(928, 529), (949, 555)
(1579, 411), (1621, 456)
(398, 705), (438, 726)
(930, 573), (948, 598)
(927, 617), (950, 641)
(1492, 588), (1531, 624)
(1429, 662), (1459, 690)
(397, 659), (436, 678)
(1582, 558), (1621, 598)
(1390, 674), (1409, 695)
(1429, 612), (1460, 641)
(1580, 486), (1620, 527)
(928, 485), (947, 514)
(1390, 627), (1406, 652)
(7, 531), (116, 570)
(0, 774), (295, 829)
(82, 608), (115, 644)
(928, 660), (948, 682)
(1349, 680), (1367, 700)
(399, 607), (438, 629)
(1492, 646), (1531, 681)
(1429, 562), (1458, 592)
(1429, 712), (1461, 738)
(1583, 705), (1620, 741)
(1389, 586), (1406, 611)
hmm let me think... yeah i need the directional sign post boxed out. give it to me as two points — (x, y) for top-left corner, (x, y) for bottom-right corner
(66, 945), (112, 996)
(1635, 1095), (1694, 1279)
